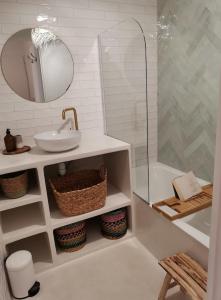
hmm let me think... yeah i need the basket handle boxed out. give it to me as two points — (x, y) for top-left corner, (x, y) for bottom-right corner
(99, 165), (107, 180)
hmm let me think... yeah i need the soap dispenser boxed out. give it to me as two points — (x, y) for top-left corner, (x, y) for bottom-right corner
(4, 129), (16, 152)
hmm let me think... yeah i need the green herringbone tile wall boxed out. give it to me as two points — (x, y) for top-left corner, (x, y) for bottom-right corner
(158, 0), (220, 181)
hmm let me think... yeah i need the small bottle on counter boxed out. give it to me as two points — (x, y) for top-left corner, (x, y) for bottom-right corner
(4, 129), (16, 152)
(15, 135), (24, 149)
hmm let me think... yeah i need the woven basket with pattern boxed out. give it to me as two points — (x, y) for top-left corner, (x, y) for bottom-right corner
(54, 221), (87, 252)
(100, 208), (128, 240)
(0, 170), (28, 199)
(49, 167), (107, 217)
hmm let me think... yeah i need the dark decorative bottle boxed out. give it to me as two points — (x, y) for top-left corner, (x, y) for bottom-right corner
(4, 129), (16, 152)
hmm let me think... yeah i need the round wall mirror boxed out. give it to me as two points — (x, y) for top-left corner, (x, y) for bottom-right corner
(0, 28), (74, 103)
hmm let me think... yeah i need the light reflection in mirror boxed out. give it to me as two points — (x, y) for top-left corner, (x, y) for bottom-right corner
(0, 28), (74, 103)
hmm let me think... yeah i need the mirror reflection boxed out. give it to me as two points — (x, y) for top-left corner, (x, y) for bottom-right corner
(0, 28), (74, 103)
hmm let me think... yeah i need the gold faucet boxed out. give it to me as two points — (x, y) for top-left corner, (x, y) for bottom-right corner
(62, 107), (79, 130)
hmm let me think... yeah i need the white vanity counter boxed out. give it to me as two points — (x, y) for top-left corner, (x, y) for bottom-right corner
(0, 134), (133, 274)
(0, 133), (130, 175)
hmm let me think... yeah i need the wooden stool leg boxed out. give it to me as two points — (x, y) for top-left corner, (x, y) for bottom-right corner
(158, 273), (172, 300)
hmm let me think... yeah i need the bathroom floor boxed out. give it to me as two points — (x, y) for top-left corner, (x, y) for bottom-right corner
(35, 238), (190, 300)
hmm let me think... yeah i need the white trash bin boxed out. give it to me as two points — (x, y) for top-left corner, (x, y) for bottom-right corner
(6, 250), (40, 299)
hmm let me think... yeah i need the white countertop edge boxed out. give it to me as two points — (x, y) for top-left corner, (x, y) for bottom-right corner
(0, 133), (131, 175)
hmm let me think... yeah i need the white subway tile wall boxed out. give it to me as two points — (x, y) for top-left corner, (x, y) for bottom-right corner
(0, 0), (157, 159)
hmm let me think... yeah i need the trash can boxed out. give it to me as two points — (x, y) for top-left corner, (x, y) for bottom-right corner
(6, 250), (40, 299)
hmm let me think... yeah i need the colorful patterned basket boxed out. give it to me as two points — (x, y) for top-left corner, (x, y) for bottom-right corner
(100, 208), (128, 240)
(54, 221), (87, 252)
(49, 167), (107, 217)
(0, 170), (28, 199)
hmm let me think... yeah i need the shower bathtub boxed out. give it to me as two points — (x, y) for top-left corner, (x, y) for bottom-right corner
(134, 162), (211, 248)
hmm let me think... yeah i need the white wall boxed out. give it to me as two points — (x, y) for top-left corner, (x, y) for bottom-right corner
(0, 0), (157, 155)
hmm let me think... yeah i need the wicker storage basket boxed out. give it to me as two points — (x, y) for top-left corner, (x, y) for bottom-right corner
(0, 170), (28, 199)
(55, 221), (87, 252)
(49, 167), (107, 217)
(100, 208), (127, 240)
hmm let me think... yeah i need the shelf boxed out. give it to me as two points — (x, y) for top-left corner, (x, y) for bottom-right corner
(6, 232), (53, 273)
(50, 184), (131, 229)
(1, 202), (46, 244)
(3, 225), (47, 244)
(55, 218), (132, 265)
(0, 187), (41, 212)
(0, 168), (41, 212)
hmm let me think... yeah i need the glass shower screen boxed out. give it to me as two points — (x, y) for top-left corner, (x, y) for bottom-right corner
(98, 19), (149, 202)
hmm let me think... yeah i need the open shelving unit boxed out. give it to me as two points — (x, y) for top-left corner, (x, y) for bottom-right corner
(1, 202), (46, 244)
(0, 134), (133, 274)
(55, 216), (132, 265)
(0, 168), (41, 212)
(50, 184), (131, 229)
(0, 187), (41, 212)
(6, 232), (53, 273)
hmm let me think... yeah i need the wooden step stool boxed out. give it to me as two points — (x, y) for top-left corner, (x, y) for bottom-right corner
(158, 253), (207, 300)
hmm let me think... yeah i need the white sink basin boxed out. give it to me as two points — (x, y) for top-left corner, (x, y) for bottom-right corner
(34, 130), (81, 152)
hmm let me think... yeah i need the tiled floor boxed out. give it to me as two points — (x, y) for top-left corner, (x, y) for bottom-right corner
(36, 238), (190, 300)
